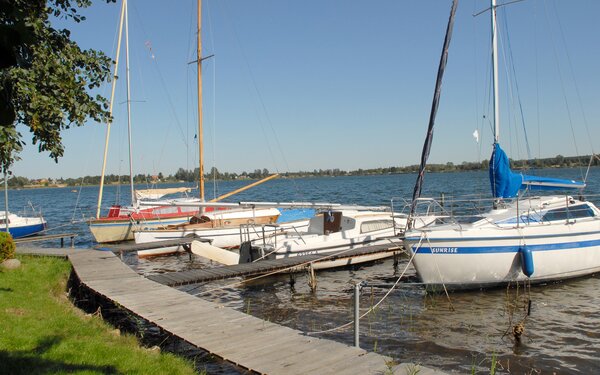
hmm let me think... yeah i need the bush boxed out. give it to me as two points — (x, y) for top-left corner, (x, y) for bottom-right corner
(0, 232), (16, 262)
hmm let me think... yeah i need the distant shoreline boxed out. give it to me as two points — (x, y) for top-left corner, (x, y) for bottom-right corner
(9, 164), (597, 190)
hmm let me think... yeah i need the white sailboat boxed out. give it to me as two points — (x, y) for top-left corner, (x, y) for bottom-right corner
(132, 0), (295, 254)
(403, 0), (600, 290)
(88, 0), (203, 243)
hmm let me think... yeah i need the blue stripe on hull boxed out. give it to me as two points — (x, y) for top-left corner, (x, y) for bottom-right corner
(1, 223), (45, 238)
(411, 237), (600, 254)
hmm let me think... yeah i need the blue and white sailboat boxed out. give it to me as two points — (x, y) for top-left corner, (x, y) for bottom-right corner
(403, 0), (600, 289)
(0, 210), (47, 239)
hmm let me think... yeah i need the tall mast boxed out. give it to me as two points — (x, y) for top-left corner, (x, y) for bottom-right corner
(491, 0), (500, 143)
(407, 0), (458, 227)
(197, 0), (205, 201)
(96, 0), (126, 219)
(125, 0), (135, 205)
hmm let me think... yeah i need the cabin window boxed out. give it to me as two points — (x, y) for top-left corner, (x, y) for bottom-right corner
(0, 218), (7, 225)
(542, 204), (596, 222)
(360, 220), (394, 233)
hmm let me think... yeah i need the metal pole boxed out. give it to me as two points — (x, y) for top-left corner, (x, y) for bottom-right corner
(4, 172), (9, 234)
(491, 0), (500, 143)
(354, 282), (360, 348)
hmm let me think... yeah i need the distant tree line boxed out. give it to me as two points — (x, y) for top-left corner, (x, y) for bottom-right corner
(7, 154), (599, 188)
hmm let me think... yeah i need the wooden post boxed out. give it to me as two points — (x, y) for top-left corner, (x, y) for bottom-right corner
(307, 264), (317, 292)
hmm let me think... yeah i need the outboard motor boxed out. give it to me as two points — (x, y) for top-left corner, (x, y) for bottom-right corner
(239, 241), (255, 263)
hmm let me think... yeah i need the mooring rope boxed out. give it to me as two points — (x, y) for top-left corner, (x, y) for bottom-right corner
(302, 235), (424, 336)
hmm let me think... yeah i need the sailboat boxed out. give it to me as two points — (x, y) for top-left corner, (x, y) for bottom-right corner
(403, 0), (600, 290)
(0, 210), (47, 238)
(132, 0), (295, 254)
(88, 0), (203, 244)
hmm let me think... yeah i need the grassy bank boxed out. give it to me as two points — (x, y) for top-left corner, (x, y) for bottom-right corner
(0, 256), (196, 374)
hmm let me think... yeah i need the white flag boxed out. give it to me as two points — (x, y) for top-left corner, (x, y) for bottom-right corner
(472, 129), (479, 143)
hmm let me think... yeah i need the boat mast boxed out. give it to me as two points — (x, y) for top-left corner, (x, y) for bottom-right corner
(491, 0), (500, 143)
(96, 0), (126, 219)
(407, 0), (458, 227)
(125, 0), (135, 206)
(197, 0), (205, 202)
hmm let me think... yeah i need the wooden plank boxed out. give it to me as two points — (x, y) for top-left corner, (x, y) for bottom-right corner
(254, 339), (346, 375)
(14, 233), (77, 245)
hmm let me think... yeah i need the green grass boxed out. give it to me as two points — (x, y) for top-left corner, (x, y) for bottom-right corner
(0, 256), (196, 375)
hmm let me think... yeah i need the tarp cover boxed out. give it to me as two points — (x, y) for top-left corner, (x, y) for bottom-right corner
(489, 143), (584, 198)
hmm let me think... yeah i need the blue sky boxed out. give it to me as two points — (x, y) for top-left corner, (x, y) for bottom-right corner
(11, 0), (600, 179)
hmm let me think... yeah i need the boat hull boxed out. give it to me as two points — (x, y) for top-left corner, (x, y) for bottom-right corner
(89, 215), (194, 243)
(135, 218), (307, 257)
(1, 222), (46, 239)
(0, 211), (47, 239)
(404, 220), (600, 290)
(134, 208), (289, 256)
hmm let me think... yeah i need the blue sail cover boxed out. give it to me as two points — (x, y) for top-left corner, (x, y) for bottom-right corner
(489, 143), (585, 198)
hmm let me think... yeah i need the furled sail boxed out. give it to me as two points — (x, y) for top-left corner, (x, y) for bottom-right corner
(134, 187), (192, 200)
(489, 143), (585, 198)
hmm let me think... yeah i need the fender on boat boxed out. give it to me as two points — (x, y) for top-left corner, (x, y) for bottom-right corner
(519, 246), (534, 277)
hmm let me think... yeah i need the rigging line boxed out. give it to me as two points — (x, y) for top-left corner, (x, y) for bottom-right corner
(501, 8), (532, 161)
(217, 1), (305, 200)
(542, 1), (583, 181)
(185, 0), (195, 172)
(533, 0), (541, 161)
(551, 0), (594, 157)
(205, 0), (219, 200)
(471, 0), (483, 163)
(73, 11), (122, 221)
(130, 2), (189, 149)
(496, 20), (521, 163)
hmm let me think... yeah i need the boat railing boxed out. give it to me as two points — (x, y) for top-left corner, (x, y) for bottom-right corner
(393, 191), (600, 230)
(239, 223), (266, 244)
(15, 201), (45, 221)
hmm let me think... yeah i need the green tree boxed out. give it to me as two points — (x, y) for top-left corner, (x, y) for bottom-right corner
(0, 0), (115, 173)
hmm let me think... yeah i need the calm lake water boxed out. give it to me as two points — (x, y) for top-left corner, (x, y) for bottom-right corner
(9, 169), (600, 374)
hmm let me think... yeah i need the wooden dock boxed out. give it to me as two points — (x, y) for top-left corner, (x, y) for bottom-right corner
(16, 246), (444, 374)
(147, 243), (401, 287)
(69, 250), (438, 374)
(15, 246), (81, 258)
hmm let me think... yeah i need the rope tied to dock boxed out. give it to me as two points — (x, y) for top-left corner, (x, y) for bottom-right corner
(303, 235), (423, 336)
